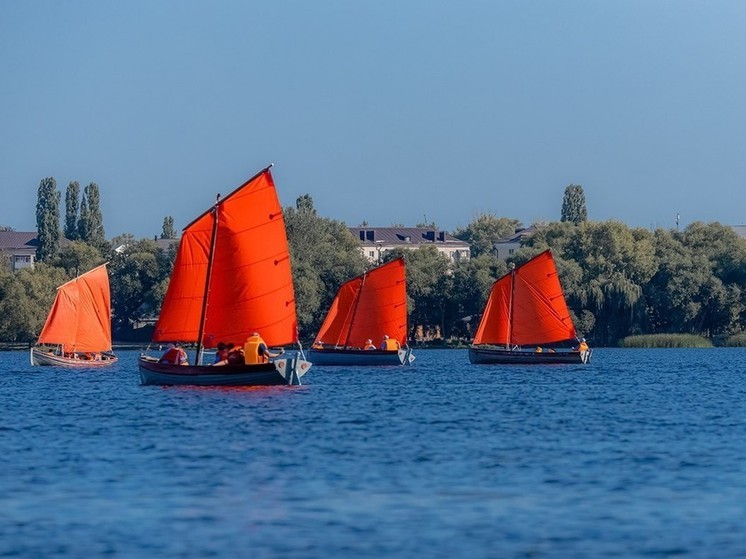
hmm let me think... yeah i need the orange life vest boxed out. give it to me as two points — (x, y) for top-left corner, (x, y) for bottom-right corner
(383, 338), (401, 351)
(244, 335), (268, 364)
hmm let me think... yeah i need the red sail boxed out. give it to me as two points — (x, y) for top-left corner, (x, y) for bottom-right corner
(472, 250), (576, 346)
(315, 257), (408, 348)
(37, 264), (113, 353)
(153, 168), (298, 348)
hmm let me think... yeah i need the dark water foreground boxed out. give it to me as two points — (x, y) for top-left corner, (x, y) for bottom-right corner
(1, 348), (745, 558)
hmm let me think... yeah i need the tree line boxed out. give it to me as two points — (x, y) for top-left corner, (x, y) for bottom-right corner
(1, 180), (745, 346)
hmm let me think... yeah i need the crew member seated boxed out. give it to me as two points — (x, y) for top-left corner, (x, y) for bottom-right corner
(381, 335), (401, 351)
(159, 343), (189, 365)
(312, 340), (324, 349)
(573, 338), (590, 352)
(363, 339), (376, 350)
(244, 332), (283, 364)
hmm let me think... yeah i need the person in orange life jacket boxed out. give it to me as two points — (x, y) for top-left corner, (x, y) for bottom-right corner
(573, 338), (590, 352)
(159, 343), (189, 365)
(312, 340), (324, 349)
(364, 339), (376, 350)
(381, 334), (401, 351)
(244, 332), (283, 364)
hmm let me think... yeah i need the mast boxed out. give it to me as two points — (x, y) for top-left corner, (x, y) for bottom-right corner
(194, 194), (221, 365)
(506, 262), (516, 350)
(343, 270), (368, 349)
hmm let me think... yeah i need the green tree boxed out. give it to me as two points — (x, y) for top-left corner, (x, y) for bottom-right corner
(0, 264), (68, 342)
(560, 184), (588, 225)
(452, 213), (522, 257)
(109, 238), (174, 330)
(161, 216), (177, 239)
(53, 240), (103, 276)
(35, 177), (61, 263)
(78, 182), (106, 250)
(64, 181), (80, 240)
(284, 194), (368, 338)
(448, 253), (507, 338)
(384, 245), (452, 338)
(526, 220), (656, 344)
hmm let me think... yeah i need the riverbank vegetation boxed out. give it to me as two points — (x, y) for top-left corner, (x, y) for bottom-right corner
(619, 334), (713, 348)
(2, 181), (746, 347)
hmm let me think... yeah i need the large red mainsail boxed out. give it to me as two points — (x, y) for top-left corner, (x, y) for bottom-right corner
(472, 250), (576, 347)
(314, 257), (408, 348)
(37, 264), (113, 353)
(153, 167), (298, 348)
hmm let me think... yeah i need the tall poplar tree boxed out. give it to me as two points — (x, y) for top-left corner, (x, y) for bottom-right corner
(35, 177), (61, 262)
(78, 182), (105, 249)
(64, 181), (80, 240)
(161, 216), (176, 239)
(560, 184), (588, 225)
(77, 194), (90, 242)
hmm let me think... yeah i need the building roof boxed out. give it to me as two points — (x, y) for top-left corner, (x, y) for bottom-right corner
(349, 227), (470, 248)
(0, 231), (39, 251)
(495, 224), (544, 244)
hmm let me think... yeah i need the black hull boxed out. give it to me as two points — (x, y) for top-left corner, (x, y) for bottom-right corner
(468, 347), (592, 365)
(308, 347), (414, 366)
(138, 355), (311, 386)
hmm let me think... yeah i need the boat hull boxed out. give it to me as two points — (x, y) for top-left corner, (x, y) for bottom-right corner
(30, 347), (118, 367)
(308, 347), (414, 366)
(137, 354), (312, 386)
(468, 346), (592, 365)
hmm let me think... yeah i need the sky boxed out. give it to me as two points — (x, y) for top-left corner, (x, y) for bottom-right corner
(2, 1), (746, 239)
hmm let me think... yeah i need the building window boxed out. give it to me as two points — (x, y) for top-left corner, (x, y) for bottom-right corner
(508, 249), (514, 255)
(369, 251), (375, 258)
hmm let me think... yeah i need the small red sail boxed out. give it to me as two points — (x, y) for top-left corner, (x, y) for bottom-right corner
(37, 264), (113, 353)
(473, 250), (576, 347)
(153, 167), (298, 348)
(315, 257), (408, 348)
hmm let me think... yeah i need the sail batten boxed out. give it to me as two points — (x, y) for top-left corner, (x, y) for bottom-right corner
(36, 264), (113, 353)
(315, 258), (408, 349)
(153, 168), (298, 348)
(473, 250), (576, 347)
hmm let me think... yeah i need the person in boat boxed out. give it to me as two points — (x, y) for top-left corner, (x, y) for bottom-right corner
(573, 338), (590, 352)
(214, 342), (228, 363)
(213, 343), (244, 366)
(159, 343), (189, 366)
(364, 339), (376, 350)
(312, 340), (324, 349)
(244, 332), (283, 364)
(535, 347), (543, 353)
(381, 335), (401, 351)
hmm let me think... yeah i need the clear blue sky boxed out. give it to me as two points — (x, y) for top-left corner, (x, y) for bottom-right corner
(2, 1), (745, 239)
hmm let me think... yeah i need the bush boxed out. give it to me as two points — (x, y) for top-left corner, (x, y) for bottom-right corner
(619, 334), (712, 348)
(723, 333), (746, 347)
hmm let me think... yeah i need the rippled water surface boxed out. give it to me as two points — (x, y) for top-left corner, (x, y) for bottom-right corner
(2, 348), (746, 558)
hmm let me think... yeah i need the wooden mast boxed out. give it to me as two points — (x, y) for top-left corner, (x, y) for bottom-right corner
(194, 194), (220, 365)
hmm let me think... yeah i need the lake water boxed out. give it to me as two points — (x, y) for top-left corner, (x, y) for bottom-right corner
(1, 348), (745, 558)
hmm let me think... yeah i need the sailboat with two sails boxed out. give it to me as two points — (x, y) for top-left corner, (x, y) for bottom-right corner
(30, 263), (118, 367)
(469, 249), (592, 365)
(309, 257), (414, 366)
(137, 165), (312, 386)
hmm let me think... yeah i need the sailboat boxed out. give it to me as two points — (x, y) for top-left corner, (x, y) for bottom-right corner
(468, 249), (592, 365)
(308, 257), (414, 366)
(30, 263), (118, 367)
(137, 165), (311, 386)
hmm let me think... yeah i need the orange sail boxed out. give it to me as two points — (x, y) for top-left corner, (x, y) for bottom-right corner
(315, 257), (408, 348)
(472, 250), (576, 347)
(37, 264), (113, 353)
(153, 167), (298, 348)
